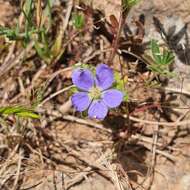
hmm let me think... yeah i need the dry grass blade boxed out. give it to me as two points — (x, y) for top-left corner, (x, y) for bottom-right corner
(11, 149), (22, 190)
(62, 115), (112, 133)
(128, 115), (190, 127)
(39, 85), (74, 106)
(0, 41), (34, 78)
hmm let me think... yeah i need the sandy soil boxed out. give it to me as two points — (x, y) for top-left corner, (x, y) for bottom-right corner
(0, 0), (190, 190)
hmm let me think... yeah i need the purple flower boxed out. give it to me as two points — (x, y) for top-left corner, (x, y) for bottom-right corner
(71, 64), (123, 120)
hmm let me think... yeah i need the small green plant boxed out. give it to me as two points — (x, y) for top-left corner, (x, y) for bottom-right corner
(0, 25), (19, 40)
(0, 25), (39, 42)
(72, 13), (85, 30)
(122, 0), (140, 9)
(0, 105), (40, 119)
(148, 39), (175, 77)
(0, 0), (53, 62)
(114, 72), (128, 102)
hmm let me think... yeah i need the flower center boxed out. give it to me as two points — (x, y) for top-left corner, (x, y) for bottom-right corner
(89, 87), (101, 100)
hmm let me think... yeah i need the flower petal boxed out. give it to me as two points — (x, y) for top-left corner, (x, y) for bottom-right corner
(88, 100), (108, 120)
(95, 64), (114, 90)
(102, 89), (123, 108)
(72, 69), (94, 91)
(71, 92), (91, 111)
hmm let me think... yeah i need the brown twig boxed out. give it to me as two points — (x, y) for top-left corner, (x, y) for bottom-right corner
(107, 2), (129, 65)
(39, 85), (74, 106)
(128, 115), (190, 127)
(62, 115), (112, 133)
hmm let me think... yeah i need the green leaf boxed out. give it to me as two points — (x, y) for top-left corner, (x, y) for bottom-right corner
(23, 0), (33, 31)
(0, 27), (18, 40)
(42, 0), (53, 30)
(150, 39), (162, 64)
(16, 111), (40, 119)
(162, 49), (174, 65)
(51, 28), (63, 58)
(70, 86), (78, 94)
(34, 41), (51, 63)
(149, 39), (175, 77)
(24, 0), (33, 18)
(122, 0), (140, 9)
(114, 72), (128, 102)
(72, 13), (85, 30)
(123, 93), (129, 102)
(0, 106), (40, 119)
(150, 39), (174, 66)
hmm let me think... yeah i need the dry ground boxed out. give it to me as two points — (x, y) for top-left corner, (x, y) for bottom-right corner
(0, 0), (190, 190)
